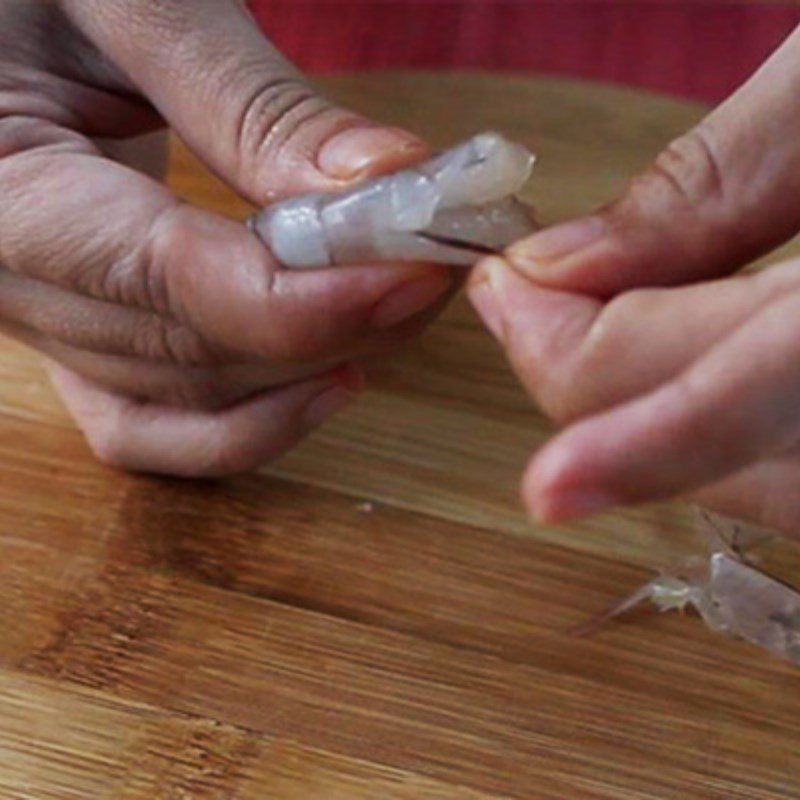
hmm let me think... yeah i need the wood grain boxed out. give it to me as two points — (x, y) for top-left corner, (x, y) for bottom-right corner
(4, 466), (798, 799)
(1, 74), (799, 799)
(0, 672), (498, 800)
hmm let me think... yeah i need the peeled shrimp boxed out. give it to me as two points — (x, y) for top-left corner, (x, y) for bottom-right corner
(249, 132), (538, 268)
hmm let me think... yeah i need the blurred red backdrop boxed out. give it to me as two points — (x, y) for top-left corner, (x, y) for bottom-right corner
(248, 1), (800, 103)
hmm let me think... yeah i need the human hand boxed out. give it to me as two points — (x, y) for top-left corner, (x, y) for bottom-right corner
(468, 26), (800, 537)
(0, 0), (452, 476)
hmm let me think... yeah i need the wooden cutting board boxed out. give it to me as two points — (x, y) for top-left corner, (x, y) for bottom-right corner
(1, 73), (799, 800)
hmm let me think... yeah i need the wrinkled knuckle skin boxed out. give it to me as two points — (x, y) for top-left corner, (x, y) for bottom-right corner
(97, 202), (180, 312)
(232, 75), (328, 185)
(135, 204), (185, 314)
(635, 126), (726, 215)
(131, 320), (216, 367)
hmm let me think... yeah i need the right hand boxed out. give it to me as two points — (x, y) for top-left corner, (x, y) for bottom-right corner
(0, 0), (453, 476)
(468, 24), (800, 536)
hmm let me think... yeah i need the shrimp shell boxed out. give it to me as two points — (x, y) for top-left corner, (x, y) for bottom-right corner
(588, 510), (800, 667)
(249, 132), (538, 269)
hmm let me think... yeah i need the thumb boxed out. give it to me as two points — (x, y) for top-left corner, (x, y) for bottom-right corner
(59, 0), (427, 203)
(506, 24), (800, 297)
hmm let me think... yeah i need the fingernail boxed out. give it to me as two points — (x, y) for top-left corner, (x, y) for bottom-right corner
(467, 257), (507, 342)
(533, 489), (619, 524)
(318, 126), (427, 181)
(507, 216), (606, 273)
(302, 385), (355, 429)
(371, 274), (451, 329)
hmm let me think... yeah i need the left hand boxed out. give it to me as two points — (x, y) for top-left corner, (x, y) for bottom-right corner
(467, 25), (800, 537)
(0, 0), (450, 477)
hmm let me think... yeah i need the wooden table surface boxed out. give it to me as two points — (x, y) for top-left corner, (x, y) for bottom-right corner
(1, 74), (799, 799)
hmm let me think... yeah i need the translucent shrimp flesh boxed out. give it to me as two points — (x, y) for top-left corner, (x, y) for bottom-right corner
(249, 132), (538, 268)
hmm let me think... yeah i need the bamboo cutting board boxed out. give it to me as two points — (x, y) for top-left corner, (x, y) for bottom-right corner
(0, 74), (799, 799)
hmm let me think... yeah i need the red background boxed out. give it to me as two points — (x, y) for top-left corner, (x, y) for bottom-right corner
(248, 1), (800, 103)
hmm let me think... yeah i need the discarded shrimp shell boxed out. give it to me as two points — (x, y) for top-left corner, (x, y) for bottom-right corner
(701, 552), (800, 663)
(592, 512), (800, 667)
(249, 132), (538, 268)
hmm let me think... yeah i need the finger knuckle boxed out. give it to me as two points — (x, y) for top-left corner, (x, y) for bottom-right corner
(138, 203), (185, 313)
(101, 202), (181, 311)
(132, 319), (215, 366)
(233, 75), (325, 182)
(637, 126), (726, 214)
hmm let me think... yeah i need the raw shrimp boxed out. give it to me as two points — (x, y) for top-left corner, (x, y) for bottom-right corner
(249, 132), (538, 268)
